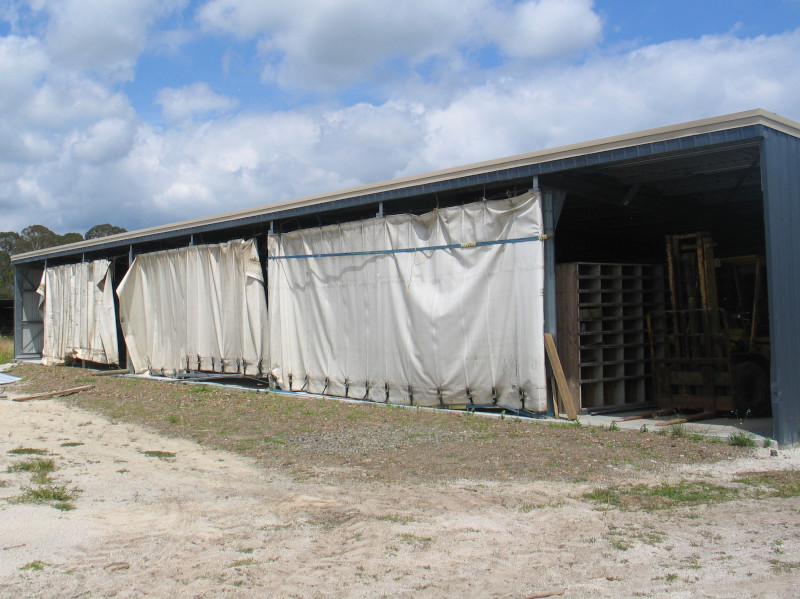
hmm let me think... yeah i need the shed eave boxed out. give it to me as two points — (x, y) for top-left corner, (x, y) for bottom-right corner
(11, 108), (799, 264)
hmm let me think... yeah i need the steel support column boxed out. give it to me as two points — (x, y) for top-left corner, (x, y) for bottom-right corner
(541, 186), (566, 416)
(761, 130), (800, 446)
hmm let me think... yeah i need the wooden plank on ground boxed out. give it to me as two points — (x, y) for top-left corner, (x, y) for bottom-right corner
(544, 333), (578, 420)
(91, 369), (129, 377)
(525, 590), (565, 599)
(11, 385), (95, 402)
(613, 410), (669, 422)
(555, 264), (581, 407)
(656, 411), (715, 427)
(551, 376), (564, 418)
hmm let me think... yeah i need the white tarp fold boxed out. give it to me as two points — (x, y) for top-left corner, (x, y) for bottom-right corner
(37, 259), (119, 365)
(116, 239), (268, 376)
(268, 191), (547, 411)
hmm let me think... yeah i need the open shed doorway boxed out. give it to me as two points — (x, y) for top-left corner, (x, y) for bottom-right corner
(545, 138), (771, 418)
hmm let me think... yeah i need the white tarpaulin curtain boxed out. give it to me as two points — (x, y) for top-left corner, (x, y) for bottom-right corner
(37, 259), (119, 366)
(116, 239), (268, 376)
(268, 191), (547, 411)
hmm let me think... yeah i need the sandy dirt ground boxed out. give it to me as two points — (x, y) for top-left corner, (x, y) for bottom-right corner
(1, 395), (799, 598)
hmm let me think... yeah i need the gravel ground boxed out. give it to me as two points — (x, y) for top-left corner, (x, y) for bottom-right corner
(2, 363), (799, 598)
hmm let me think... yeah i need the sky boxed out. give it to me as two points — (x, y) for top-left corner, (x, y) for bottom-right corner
(1, 0), (800, 236)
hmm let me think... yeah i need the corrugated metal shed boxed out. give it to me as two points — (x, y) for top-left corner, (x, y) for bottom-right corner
(10, 108), (800, 446)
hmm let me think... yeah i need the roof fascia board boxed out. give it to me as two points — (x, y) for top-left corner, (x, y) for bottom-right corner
(12, 109), (799, 264)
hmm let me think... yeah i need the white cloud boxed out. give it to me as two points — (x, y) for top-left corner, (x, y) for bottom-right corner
(403, 30), (800, 173)
(70, 118), (138, 163)
(0, 35), (49, 112)
(490, 0), (603, 58)
(314, 101), (426, 183)
(155, 83), (239, 123)
(34, 0), (187, 80)
(198, 0), (602, 90)
(26, 73), (134, 128)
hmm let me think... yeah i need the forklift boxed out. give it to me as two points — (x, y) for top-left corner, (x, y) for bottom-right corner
(648, 232), (770, 419)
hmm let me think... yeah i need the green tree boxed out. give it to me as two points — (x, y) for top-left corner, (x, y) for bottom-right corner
(85, 223), (127, 239)
(0, 231), (21, 254)
(0, 250), (12, 298)
(58, 232), (84, 245)
(0, 232), (20, 298)
(0, 223), (125, 298)
(15, 225), (60, 253)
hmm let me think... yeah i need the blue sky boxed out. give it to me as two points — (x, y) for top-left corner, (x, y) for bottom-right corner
(1, 0), (800, 235)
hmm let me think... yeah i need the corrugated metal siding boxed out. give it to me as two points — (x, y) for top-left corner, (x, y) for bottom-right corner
(21, 289), (39, 321)
(14, 266), (44, 358)
(761, 129), (800, 446)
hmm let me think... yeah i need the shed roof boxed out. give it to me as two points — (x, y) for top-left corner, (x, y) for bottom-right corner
(12, 108), (800, 265)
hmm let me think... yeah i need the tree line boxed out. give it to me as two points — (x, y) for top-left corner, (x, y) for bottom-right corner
(0, 224), (127, 298)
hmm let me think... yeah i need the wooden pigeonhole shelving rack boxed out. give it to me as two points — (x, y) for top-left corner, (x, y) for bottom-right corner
(556, 262), (665, 411)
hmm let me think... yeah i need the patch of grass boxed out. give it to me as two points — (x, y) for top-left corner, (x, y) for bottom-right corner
(20, 561), (46, 571)
(520, 500), (564, 512)
(609, 537), (632, 551)
(585, 480), (740, 511)
(189, 385), (213, 393)
(735, 470), (800, 498)
(12, 483), (80, 510)
(763, 437), (773, 448)
(0, 336), (13, 364)
(584, 487), (620, 507)
(165, 414), (180, 424)
(8, 447), (48, 455)
(669, 423), (706, 441)
(377, 514), (414, 524)
(7, 457), (56, 484)
(229, 558), (255, 567)
(728, 430), (758, 447)
(769, 559), (800, 573)
(262, 435), (287, 445)
(19, 484), (78, 503)
(60, 441), (84, 447)
(140, 450), (176, 459)
(397, 533), (431, 544)
(236, 547), (254, 554)
(8, 457), (55, 473)
(605, 523), (667, 550)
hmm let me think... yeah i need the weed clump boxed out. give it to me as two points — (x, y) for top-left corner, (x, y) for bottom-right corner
(728, 430), (758, 447)
(12, 484), (80, 511)
(141, 450), (176, 459)
(8, 448), (48, 456)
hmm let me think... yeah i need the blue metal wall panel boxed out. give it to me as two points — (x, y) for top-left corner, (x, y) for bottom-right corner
(761, 129), (800, 446)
